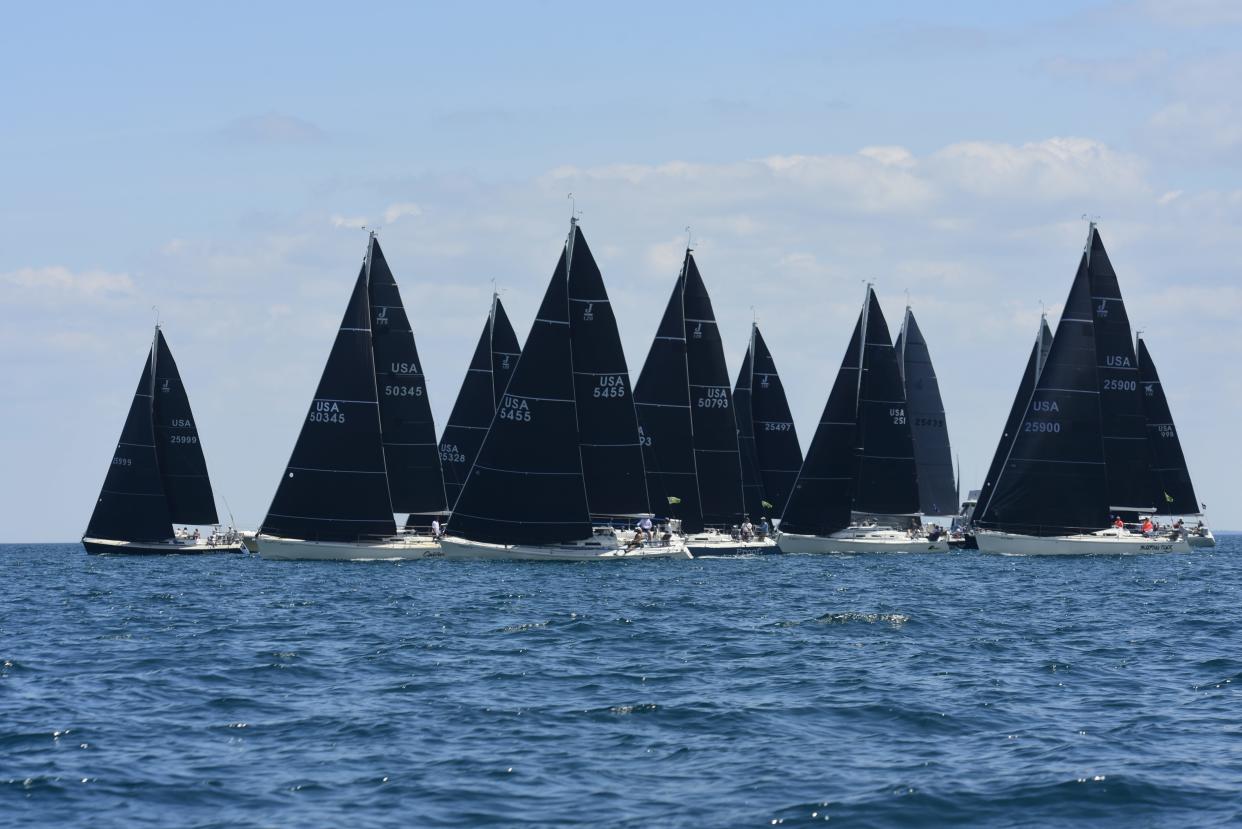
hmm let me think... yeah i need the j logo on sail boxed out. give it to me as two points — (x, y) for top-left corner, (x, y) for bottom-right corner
(160, 379), (171, 393)
(582, 303), (594, 321)
(1096, 298), (1109, 318)
(693, 323), (703, 339)
(376, 306), (389, 325)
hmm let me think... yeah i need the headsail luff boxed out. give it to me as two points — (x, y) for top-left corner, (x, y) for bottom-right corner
(971, 316), (1051, 523)
(367, 236), (447, 519)
(447, 241), (592, 545)
(1137, 336), (1201, 516)
(748, 325), (802, 517)
(152, 329), (218, 525)
(438, 296), (521, 511)
(896, 309), (956, 516)
(566, 223), (650, 519)
(634, 261), (703, 529)
(85, 341), (174, 542)
(853, 288), (919, 517)
(733, 326), (769, 521)
(261, 265), (397, 542)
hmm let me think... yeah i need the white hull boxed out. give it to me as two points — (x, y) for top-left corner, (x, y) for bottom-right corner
(82, 536), (244, 555)
(779, 528), (949, 554)
(439, 535), (690, 561)
(256, 534), (441, 561)
(976, 528), (1190, 556)
(1187, 530), (1215, 548)
(684, 530), (780, 557)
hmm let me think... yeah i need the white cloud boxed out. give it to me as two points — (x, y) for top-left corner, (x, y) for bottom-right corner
(929, 138), (1149, 201)
(383, 202), (422, 224)
(330, 214), (370, 229)
(0, 265), (135, 304)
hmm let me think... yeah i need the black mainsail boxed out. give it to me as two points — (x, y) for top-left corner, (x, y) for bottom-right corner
(447, 238), (592, 545)
(366, 236), (448, 522)
(261, 265), (396, 542)
(634, 265), (702, 529)
(971, 316), (1052, 523)
(152, 330), (218, 525)
(895, 308), (955, 516)
(1137, 336), (1201, 516)
(748, 325), (803, 518)
(779, 318), (862, 536)
(86, 341), (175, 542)
(975, 244), (1109, 536)
(566, 224), (650, 519)
(732, 330), (769, 520)
(439, 296), (521, 510)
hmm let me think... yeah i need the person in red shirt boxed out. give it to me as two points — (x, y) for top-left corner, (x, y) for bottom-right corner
(1141, 517), (1154, 536)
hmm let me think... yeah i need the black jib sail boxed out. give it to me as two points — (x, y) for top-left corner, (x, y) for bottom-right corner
(261, 265), (397, 542)
(1137, 337), (1201, 516)
(152, 329), (218, 525)
(439, 296), (521, 510)
(85, 342), (175, 542)
(683, 254), (747, 527)
(748, 325), (803, 518)
(1086, 227), (1155, 518)
(971, 316), (1052, 522)
(566, 224), (650, 519)
(895, 309), (955, 516)
(975, 242), (1109, 536)
(779, 317), (863, 536)
(732, 329), (769, 521)
(634, 265), (702, 529)
(447, 235), (592, 545)
(366, 236), (447, 521)
(854, 289), (920, 517)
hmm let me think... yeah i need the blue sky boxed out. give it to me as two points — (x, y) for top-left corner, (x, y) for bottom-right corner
(3, 1), (1241, 540)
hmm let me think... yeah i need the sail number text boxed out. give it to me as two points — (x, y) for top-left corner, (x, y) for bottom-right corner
(384, 384), (424, 397)
(889, 407), (906, 425)
(593, 375), (626, 398)
(696, 387), (729, 409)
(169, 435), (198, 445)
(309, 401), (346, 424)
(1102, 379), (1137, 391)
(499, 396), (532, 422)
(439, 443), (467, 463)
(1023, 420), (1061, 433)
(762, 421), (793, 432)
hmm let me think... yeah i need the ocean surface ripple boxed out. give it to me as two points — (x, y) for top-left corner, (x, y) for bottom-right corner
(3, 539), (1241, 827)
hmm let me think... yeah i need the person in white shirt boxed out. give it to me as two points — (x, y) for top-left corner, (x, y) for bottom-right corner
(431, 519), (441, 539)
(638, 516), (654, 541)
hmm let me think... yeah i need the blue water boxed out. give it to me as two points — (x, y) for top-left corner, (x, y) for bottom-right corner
(3, 541), (1241, 827)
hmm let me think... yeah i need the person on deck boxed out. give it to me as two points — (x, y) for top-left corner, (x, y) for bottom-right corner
(1113, 516), (1124, 529)
(1141, 517), (1154, 536)
(740, 518), (754, 540)
(638, 516), (653, 541)
(431, 518), (441, 539)
(759, 517), (771, 538)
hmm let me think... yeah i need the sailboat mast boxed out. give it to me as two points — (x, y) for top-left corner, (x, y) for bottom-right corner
(855, 283), (872, 417)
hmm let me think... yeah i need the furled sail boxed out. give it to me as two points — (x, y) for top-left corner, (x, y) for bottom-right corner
(896, 309), (955, 516)
(439, 296), (521, 510)
(748, 325), (802, 517)
(152, 330), (218, 525)
(971, 317), (1051, 522)
(261, 266), (397, 542)
(366, 236), (447, 519)
(85, 346), (174, 542)
(447, 240), (592, 545)
(1137, 337), (1201, 516)
(566, 224), (650, 518)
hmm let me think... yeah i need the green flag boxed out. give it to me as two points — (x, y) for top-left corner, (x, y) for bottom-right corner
(1164, 491), (1175, 503)
(667, 496), (682, 505)
(761, 500), (774, 510)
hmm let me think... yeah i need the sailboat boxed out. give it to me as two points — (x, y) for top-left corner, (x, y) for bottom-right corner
(83, 327), (242, 554)
(779, 285), (946, 553)
(1137, 335), (1214, 547)
(438, 294), (521, 510)
(974, 225), (1189, 555)
(258, 234), (439, 560)
(733, 323), (803, 522)
(634, 249), (778, 556)
(895, 307), (956, 520)
(439, 220), (688, 561)
(951, 315), (1052, 548)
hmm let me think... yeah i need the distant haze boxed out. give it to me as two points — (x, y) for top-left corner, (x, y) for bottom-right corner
(1, 2), (1239, 540)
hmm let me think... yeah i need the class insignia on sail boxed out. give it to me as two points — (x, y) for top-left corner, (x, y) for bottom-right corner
(973, 224), (1190, 555)
(82, 327), (242, 555)
(439, 219), (689, 561)
(257, 233), (442, 560)
(634, 248), (778, 557)
(779, 285), (946, 554)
